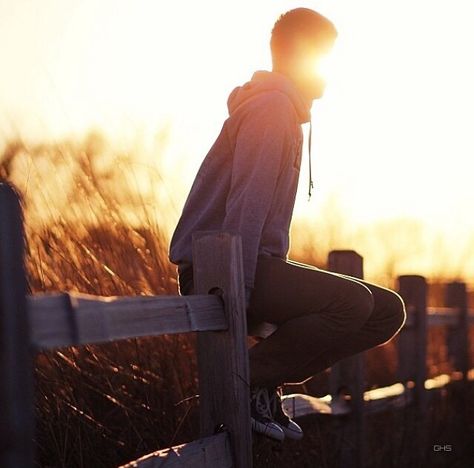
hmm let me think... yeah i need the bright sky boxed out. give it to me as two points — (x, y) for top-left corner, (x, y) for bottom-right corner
(1, 0), (474, 277)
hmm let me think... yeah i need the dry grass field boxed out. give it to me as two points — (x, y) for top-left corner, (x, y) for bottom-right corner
(2, 132), (473, 467)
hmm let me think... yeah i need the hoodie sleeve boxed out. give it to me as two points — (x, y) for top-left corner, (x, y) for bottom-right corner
(222, 92), (294, 292)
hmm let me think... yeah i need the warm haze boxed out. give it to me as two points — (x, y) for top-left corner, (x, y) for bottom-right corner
(2, 2), (474, 466)
(1, 0), (473, 283)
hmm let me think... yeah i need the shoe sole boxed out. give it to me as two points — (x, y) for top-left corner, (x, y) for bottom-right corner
(274, 419), (304, 440)
(280, 425), (304, 440)
(251, 417), (285, 442)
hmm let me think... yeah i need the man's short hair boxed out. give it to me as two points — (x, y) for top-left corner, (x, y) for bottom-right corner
(271, 8), (337, 66)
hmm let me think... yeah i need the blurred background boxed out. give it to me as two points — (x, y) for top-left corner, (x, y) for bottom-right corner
(1, 0), (473, 466)
(2, 0), (474, 285)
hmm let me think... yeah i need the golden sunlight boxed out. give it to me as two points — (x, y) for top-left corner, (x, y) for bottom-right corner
(2, 4), (474, 468)
(1, 0), (474, 283)
(314, 51), (337, 84)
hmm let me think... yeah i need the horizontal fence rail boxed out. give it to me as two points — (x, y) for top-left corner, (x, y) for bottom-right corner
(281, 256), (473, 468)
(1, 181), (253, 468)
(118, 432), (233, 468)
(28, 292), (227, 350)
(1, 180), (472, 468)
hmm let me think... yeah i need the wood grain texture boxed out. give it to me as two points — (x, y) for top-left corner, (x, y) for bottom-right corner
(397, 275), (428, 408)
(0, 182), (34, 468)
(28, 293), (227, 350)
(282, 387), (408, 418)
(445, 282), (469, 385)
(193, 231), (252, 468)
(327, 250), (366, 468)
(403, 306), (473, 327)
(118, 432), (232, 468)
(397, 274), (428, 467)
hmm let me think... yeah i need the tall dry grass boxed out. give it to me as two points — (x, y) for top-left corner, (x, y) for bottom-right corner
(1, 129), (473, 467)
(2, 130), (202, 466)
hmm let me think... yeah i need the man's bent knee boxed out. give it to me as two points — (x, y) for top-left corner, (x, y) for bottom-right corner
(381, 291), (407, 342)
(345, 283), (375, 330)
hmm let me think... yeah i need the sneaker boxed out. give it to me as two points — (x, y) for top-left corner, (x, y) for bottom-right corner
(250, 386), (285, 441)
(269, 386), (304, 440)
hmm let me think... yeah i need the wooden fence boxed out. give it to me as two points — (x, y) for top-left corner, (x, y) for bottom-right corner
(1, 180), (472, 468)
(0, 182), (251, 467)
(287, 251), (473, 468)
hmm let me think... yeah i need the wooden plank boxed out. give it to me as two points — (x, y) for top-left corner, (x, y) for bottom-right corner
(397, 275), (428, 410)
(404, 306), (459, 328)
(282, 388), (410, 418)
(118, 432), (232, 468)
(445, 282), (469, 385)
(427, 307), (461, 326)
(282, 387), (409, 420)
(364, 386), (413, 414)
(397, 275), (428, 467)
(28, 292), (226, 350)
(327, 250), (366, 468)
(282, 393), (337, 417)
(193, 231), (252, 468)
(404, 306), (473, 327)
(283, 368), (474, 419)
(0, 182), (35, 468)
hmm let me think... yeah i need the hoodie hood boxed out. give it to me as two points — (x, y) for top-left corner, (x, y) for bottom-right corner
(227, 70), (315, 200)
(227, 70), (311, 124)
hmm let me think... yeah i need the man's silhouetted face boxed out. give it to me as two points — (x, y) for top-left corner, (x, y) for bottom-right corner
(273, 38), (336, 103)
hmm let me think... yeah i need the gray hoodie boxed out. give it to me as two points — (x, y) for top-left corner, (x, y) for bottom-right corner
(168, 70), (312, 293)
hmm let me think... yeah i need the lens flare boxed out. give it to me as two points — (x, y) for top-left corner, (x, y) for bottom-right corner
(314, 53), (334, 81)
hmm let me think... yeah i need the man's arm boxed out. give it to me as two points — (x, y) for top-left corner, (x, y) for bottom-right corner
(222, 93), (294, 305)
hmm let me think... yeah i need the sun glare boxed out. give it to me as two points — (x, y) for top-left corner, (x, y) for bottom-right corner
(1, 0), (474, 281)
(314, 52), (336, 83)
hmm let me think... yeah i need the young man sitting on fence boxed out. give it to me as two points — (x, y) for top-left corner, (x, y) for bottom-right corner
(168, 8), (407, 442)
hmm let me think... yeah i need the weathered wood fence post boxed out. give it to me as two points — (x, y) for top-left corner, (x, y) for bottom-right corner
(397, 275), (428, 409)
(328, 250), (366, 468)
(445, 280), (470, 435)
(192, 231), (252, 468)
(0, 182), (34, 468)
(445, 281), (469, 386)
(397, 275), (428, 466)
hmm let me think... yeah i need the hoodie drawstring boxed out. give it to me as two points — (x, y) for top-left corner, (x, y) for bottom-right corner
(308, 119), (314, 201)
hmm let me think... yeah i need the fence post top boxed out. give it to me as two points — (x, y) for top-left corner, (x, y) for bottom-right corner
(328, 249), (361, 258)
(398, 274), (427, 283)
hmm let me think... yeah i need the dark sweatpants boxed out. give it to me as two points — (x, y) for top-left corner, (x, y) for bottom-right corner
(177, 254), (406, 389)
